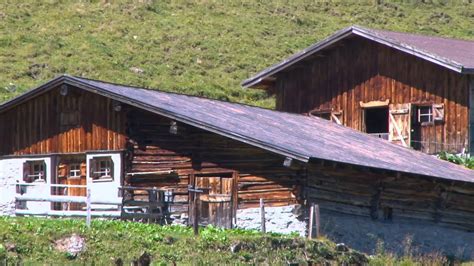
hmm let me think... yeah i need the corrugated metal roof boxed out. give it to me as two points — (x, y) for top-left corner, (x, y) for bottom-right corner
(242, 25), (474, 88)
(2, 75), (472, 183)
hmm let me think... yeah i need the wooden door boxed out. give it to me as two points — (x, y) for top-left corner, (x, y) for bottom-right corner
(189, 172), (237, 229)
(388, 103), (411, 147)
(66, 177), (86, 210)
(59, 163), (87, 210)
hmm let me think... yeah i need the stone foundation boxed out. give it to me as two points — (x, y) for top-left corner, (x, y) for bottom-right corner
(235, 205), (474, 259)
(320, 210), (474, 260)
(236, 205), (307, 236)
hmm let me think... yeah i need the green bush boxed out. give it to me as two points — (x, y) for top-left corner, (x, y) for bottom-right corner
(438, 152), (474, 169)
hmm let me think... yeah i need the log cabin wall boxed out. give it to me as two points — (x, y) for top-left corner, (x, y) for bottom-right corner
(0, 86), (127, 156)
(274, 36), (470, 154)
(306, 162), (474, 231)
(125, 108), (304, 210)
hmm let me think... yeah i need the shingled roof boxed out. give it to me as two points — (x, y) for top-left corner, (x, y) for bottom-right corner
(1, 75), (473, 182)
(242, 25), (474, 88)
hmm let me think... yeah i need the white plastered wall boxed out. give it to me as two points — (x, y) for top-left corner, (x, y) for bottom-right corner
(0, 157), (52, 215)
(86, 152), (122, 209)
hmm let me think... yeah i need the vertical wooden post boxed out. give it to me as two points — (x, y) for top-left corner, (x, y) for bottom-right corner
(469, 76), (474, 156)
(86, 188), (91, 228)
(314, 204), (320, 238)
(308, 204), (314, 239)
(260, 198), (266, 233)
(193, 190), (199, 235)
(308, 203), (320, 239)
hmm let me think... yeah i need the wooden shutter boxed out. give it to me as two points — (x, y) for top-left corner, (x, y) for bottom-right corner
(58, 163), (68, 177)
(80, 162), (87, 177)
(331, 110), (343, 125)
(433, 104), (444, 122)
(108, 157), (114, 179)
(89, 158), (98, 179)
(388, 103), (411, 147)
(23, 162), (31, 183)
(41, 161), (47, 182)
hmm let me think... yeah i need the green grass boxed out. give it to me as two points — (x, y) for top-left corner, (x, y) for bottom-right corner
(0, 217), (367, 265)
(1, 217), (473, 265)
(1, 1), (474, 107)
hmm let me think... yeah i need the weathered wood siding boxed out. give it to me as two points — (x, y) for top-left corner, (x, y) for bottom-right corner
(307, 162), (474, 231)
(0, 86), (127, 155)
(125, 109), (303, 210)
(470, 75), (474, 155)
(275, 36), (470, 153)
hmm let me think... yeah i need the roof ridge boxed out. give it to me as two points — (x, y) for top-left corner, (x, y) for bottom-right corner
(69, 75), (321, 119)
(242, 25), (474, 88)
(356, 25), (474, 43)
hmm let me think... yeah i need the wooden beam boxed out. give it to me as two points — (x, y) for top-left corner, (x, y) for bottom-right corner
(359, 99), (390, 108)
(15, 210), (121, 217)
(15, 195), (121, 205)
(470, 75), (474, 155)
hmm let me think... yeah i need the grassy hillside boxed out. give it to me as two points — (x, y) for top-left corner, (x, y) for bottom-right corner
(0, 217), (465, 265)
(0, 217), (369, 265)
(1, 1), (473, 108)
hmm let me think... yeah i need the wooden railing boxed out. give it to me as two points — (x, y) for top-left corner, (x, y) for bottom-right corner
(14, 183), (173, 226)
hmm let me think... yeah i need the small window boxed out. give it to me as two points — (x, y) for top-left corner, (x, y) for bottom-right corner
(98, 160), (112, 177)
(309, 110), (331, 120)
(23, 161), (47, 183)
(416, 106), (433, 125)
(69, 164), (81, 178)
(89, 157), (114, 182)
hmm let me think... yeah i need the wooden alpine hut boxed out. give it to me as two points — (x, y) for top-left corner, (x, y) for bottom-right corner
(0, 75), (473, 257)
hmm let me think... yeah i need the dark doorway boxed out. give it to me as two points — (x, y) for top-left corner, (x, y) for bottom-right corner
(364, 107), (389, 134)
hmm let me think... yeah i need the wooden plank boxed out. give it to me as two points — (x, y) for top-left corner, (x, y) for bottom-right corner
(470, 75), (474, 155)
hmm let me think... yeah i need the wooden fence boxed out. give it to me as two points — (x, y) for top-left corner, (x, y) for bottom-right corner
(14, 183), (173, 227)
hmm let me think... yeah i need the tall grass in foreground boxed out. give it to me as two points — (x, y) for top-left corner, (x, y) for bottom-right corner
(1, 217), (473, 265)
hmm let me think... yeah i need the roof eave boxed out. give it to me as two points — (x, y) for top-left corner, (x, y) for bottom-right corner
(63, 77), (312, 164)
(243, 26), (469, 88)
(351, 27), (465, 74)
(462, 68), (474, 74)
(0, 75), (68, 113)
(0, 75), (311, 163)
(241, 26), (355, 88)
(307, 157), (471, 183)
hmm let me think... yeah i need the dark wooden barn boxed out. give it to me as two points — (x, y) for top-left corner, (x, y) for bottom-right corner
(1, 76), (473, 256)
(243, 26), (474, 155)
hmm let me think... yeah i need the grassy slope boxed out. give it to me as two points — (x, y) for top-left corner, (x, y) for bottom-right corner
(1, 1), (473, 108)
(0, 217), (369, 265)
(1, 217), (469, 265)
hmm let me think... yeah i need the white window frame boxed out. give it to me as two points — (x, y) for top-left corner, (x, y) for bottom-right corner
(417, 105), (434, 125)
(90, 157), (114, 182)
(69, 164), (81, 178)
(96, 160), (112, 178)
(28, 161), (46, 182)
